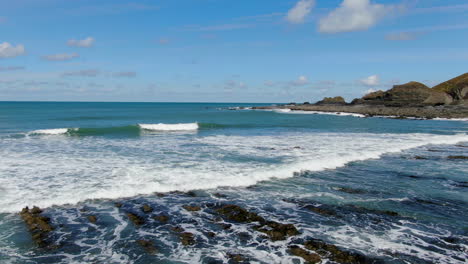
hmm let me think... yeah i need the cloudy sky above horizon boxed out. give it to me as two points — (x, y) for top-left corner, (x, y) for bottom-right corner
(1, 0), (467, 102)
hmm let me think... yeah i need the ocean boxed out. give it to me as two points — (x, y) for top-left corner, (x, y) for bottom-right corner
(0, 102), (467, 264)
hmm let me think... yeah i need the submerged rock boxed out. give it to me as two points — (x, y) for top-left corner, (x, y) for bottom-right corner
(141, 204), (153, 213)
(226, 252), (248, 263)
(20, 206), (54, 247)
(171, 226), (195, 246)
(127, 213), (145, 226)
(289, 245), (321, 264)
(334, 187), (366, 194)
(87, 215), (97, 223)
(216, 204), (264, 223)
(153, 214), (170, 223)
(137, 239), (158, 254)
(183, 205), (201, 212)
(447, 155), (468, 160)
(254, 221), (299, 241)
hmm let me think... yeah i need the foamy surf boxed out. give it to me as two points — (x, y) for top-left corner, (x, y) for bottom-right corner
(28, 128), (74, 135)
(138, 123), (199, 131)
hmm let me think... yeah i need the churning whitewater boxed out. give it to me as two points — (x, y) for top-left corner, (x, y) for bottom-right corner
(0, 130), (467, 213)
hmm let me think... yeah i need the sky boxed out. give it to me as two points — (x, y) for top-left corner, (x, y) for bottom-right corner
(0, 0), (467, 103)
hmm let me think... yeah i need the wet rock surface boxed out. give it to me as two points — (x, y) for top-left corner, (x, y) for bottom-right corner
(289, 245), (321, 263)
(20, 206), (54, 247)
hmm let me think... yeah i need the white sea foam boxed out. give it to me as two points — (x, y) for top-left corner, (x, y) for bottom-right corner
(138, 123), (199, 131)
(28, 128), (71, 135)
(0, 132), (467, 212)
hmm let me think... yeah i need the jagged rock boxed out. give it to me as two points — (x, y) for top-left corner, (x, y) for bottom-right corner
(215, 204), (299, 241)
(87, 215), (97, 223)
(304, 204), (337, 217)
(433, 73), (468, 102)
(289, 245), (321, 264)
(127, 213), (145, 226)
(115, 202), (123, 208)
(227, 252), (248, 263)
(304, 239), (370, 263)
(141, 204), (153, 213)
(414, 156), (428, 160)
(315, 96), (346, 105)
(183, 205), (201, 211)
(180, 232), (195, 246)
(137, 239), (158, 254)
(216, 204), (264, 223)
(20, 206), (54, 247)
(334, 187), (365, 194)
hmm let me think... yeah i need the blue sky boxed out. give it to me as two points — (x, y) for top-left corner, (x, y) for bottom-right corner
(0, 0), (467, 102)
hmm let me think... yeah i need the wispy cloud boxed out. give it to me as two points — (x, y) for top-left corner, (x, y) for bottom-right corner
(360, 75), (380, 86)
(286, 0), (315, 24)
(62, 69), (100, 77)
(0, 66), (25, 71)
(385, 23), (468, 41)
(67, 37), (95, 47)
(290, 75), (309, 86)
(0, 42), (26, 59)
(42, 53), (79, 61)
(113, 71), (137, 78)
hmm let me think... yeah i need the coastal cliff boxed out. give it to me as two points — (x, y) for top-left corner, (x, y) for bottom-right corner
(254, 73), (468, 119)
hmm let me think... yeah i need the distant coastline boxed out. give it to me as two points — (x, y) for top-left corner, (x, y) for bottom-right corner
(253, 73), (468, 119)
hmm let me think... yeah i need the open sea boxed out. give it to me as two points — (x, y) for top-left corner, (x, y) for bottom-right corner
(0, 102), (467, 264)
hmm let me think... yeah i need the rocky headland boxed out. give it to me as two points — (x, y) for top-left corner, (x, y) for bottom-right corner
(254, 73), (468, 119)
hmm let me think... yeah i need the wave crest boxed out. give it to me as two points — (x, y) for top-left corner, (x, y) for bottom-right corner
(138, 123), (199, 131)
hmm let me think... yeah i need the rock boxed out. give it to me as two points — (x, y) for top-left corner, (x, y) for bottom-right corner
(20, 206), (54, 247)
(137, 239), (158, 254)
(180, 232), (195, 246)
(127, 213), (145, 226)
(183, 205), (201, 212)
(207, 231), (216, 238)
(115, 202), (123, 208)
(448, 155), (468, 160)
(414, 156), (428, 160)
(334, 187), (365, 194)
(213, 193), (228, 198)
(304, 204), (337, 217)
(141, 204), (153, 213)
(215, 204), (264, 223)
(304, 239), (370, 264)
(226, 252), (248, 263)
(289, 245), (321, 264)
(153, 214), (169, 223)
(315, 96), (346, 105)
(254, 221), (299, 241)
(87, 215), (97, 223)
(433, 73), (468, 102)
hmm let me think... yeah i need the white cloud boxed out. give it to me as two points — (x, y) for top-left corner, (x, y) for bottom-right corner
(319, 0), (398, 33)
(67, 37), (95, 47)
(0, 42), (25, 58)
(42, 53), (79, 61)
(62, 69), (100, 77)
(360, 75), (380, 86)
(286, 0), (315, 24)
(291, 75), (309, 86)
(364, 88), (377, 94)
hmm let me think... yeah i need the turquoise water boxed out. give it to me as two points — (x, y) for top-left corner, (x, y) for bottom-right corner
(0, 102), (467, 263)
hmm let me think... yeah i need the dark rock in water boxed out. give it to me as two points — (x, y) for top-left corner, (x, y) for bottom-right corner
(115, 202), (123, 208)
(183, 205), (201, 212)
(304, 204), (337, 217)
(127, 213), (145, 226)
(153, 214), (169, 223)
(289, 245), (321, 264)
(141, 204), (153, 213)
(447, 155), (468, 160)
(226, 252), (248, 263)
(20, 206), (54, 247)
(206, 231), (216, 238)
(215, 204), (299, 241)
(137, 239), (158, 254)
(180, 232), (195, 246)
(186, 191), (198, 197)
(155, 192), (166, 197)
(304, 239), (372, 264)
(171, 226), (184, 233)
(455, 145), (468, 148)
(413, 156), (428, 160)
(87, 215), (97, 223)
(216, 204), (264, 223)
(213, 193), (228, 198)
(254, 221), (299, 241)
(334, 187), (366, 194)
(346, 205), (399, 217)
(315, 96), (346, 105)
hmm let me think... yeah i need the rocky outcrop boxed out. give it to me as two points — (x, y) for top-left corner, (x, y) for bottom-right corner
(433, 73), (468, 103)
(360, 82), (452, 106)
(315, 96), (346, 105)
(20, 206), (54, 247)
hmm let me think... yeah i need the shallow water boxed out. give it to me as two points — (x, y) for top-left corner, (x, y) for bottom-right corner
(0, 102), (467, 263)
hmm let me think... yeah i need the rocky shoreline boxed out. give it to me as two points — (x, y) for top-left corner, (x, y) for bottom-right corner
(253, 73), (468, 119)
